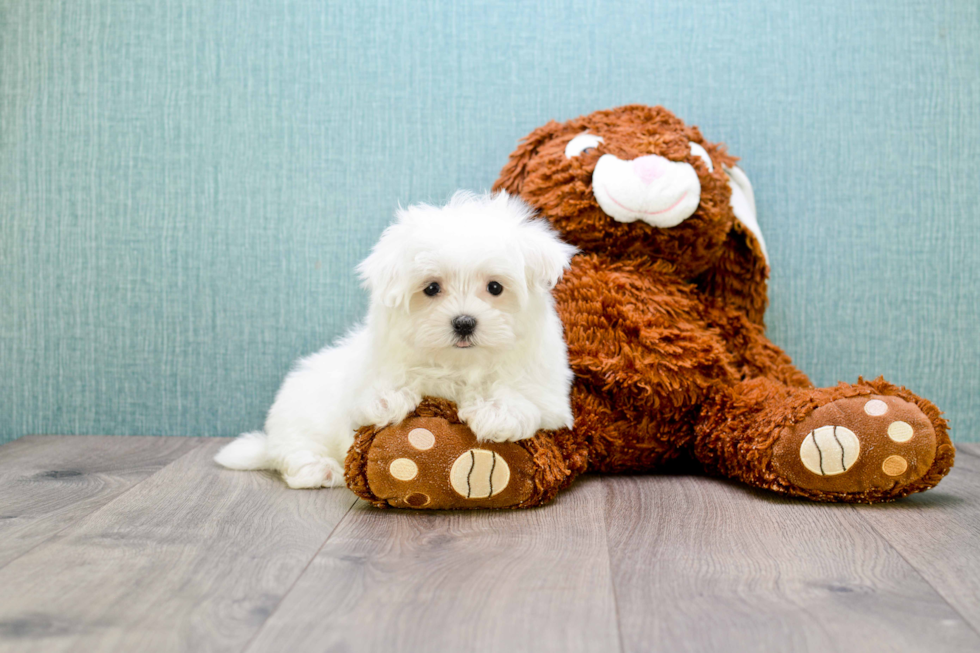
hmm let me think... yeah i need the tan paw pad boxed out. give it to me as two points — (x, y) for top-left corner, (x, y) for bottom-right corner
(407, 428), (435, 450)
(389, 458), (418, 481)
(799, 426), (860, 476)
(864, 399), (888, 416)
(887, 421), (914, 443)
(882, 455), (908, 476)
(449, 449), (510, 498)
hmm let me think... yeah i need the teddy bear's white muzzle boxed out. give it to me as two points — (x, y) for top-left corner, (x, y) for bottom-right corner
(592, 153), (701, 228)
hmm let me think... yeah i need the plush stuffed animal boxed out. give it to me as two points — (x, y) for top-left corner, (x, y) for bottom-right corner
(344, 105), (955, 509)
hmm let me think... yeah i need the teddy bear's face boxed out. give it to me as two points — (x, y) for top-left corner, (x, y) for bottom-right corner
(494, 105), (752, 276)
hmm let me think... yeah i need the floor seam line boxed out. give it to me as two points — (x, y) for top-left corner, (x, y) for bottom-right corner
(239, 494), (359, 653)
(603, 477), (627, 653)
(850, 504), (980, 641)
(0, 438), (209, 573)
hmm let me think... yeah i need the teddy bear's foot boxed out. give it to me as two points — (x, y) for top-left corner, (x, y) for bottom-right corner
(772, 394), (941, 497)
(350, 416), (542, 509)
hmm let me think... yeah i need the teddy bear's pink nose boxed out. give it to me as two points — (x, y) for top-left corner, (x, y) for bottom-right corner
(631, 154), (669, 184)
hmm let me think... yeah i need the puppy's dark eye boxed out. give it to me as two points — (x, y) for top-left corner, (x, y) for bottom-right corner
(487, 281), (503, 296)
(423, 282), (441, 297)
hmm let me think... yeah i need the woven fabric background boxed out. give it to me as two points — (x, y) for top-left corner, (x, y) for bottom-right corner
(2, 0), (978, 444)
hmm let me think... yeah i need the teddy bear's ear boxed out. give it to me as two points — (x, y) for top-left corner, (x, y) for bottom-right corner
(724, 165), (768, 264)
(493, 121), (564, 196)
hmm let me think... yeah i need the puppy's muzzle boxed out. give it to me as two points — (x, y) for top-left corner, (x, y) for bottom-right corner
(452, 315), (477, 337)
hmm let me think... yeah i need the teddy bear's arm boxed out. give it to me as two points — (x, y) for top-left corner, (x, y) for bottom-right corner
(695, 219), (770, 325)
(695, 166), (770, 324)
(555, 254), (734, 413)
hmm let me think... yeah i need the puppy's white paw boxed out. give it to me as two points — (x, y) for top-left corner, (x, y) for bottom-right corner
(459, 398), (540, 443)
(281, 451), (345, 489)
(354, 387), (421, 427)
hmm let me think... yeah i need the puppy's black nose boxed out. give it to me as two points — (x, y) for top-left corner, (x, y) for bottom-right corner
(452, 315), (477, 337)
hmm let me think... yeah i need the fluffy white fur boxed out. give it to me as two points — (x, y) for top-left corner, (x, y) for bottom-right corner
(214, 191), (577, 489)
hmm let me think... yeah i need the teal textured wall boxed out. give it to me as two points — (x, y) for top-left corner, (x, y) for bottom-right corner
(2, 1), (978, 444)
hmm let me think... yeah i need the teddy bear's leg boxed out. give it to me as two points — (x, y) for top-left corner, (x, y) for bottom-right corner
(344, 399), (578, 509)
(693, 377), (954, 502)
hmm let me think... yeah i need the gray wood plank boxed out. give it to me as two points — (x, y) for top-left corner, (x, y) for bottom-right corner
(604, 473), (980, 653)
(245, 476), (621, 653)
(855, 443), (980, 635)
(0, 439), (357, 653)
(0, 435), (204, 568)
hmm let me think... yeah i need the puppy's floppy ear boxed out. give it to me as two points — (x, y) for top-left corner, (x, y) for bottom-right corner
(503, 193), (577, 291)
(356, 220), (414, 309)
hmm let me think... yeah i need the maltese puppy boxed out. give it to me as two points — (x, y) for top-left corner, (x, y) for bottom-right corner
(215, 191), (577, 489)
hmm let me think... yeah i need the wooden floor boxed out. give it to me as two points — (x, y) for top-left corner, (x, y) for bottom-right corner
(0, 437), (978, 653)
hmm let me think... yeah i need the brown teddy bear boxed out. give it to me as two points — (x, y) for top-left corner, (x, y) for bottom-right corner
(345, 105), (955, 509)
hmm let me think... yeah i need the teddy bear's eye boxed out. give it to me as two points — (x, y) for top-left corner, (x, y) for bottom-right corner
(689, 142), (714, 172)
(565, 132), (604, 159)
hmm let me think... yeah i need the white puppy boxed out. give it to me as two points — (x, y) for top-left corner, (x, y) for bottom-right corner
(215, 191), (577, 489)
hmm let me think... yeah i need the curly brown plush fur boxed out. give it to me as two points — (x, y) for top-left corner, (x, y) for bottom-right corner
(495, 105), (768, 323)
(345, 105), (953, 508)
